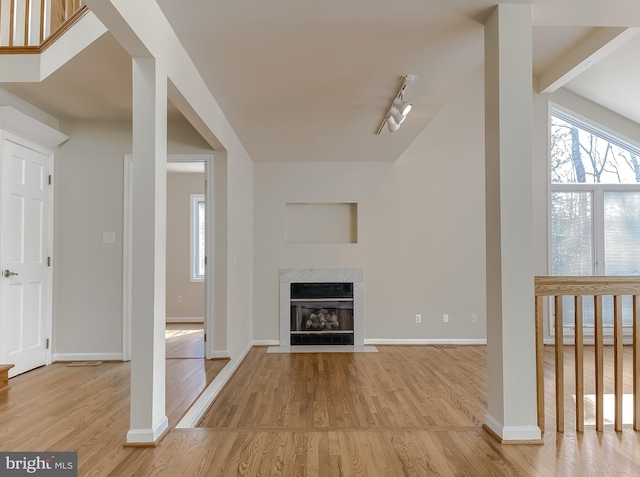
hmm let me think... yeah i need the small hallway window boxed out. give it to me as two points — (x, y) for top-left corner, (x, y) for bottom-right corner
(191, 194), (205, 281)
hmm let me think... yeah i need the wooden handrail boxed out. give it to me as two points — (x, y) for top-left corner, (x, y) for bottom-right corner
(534, 276), (640, 434)
(0, 0), (86, 52)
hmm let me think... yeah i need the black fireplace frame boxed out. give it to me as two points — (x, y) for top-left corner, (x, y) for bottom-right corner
(290, 282), (355, 346)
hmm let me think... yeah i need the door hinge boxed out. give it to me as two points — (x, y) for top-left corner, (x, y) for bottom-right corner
(204, 256), (207, 266)
(46, 338), (50, 349)
(204, 179), (208, 190)
(204, 333), (207, 342)
(47, 256), (51, 267)
(48, 174), (52, 185)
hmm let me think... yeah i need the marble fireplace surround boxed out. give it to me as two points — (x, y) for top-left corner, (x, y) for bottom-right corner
(276, 268), (366, 350)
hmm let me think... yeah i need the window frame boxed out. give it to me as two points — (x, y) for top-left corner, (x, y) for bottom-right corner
(190, 194), (205, 282)
(547, 104), (640, 334)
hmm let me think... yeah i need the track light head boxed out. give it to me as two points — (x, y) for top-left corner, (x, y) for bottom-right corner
(376, 74), (417, 135)
(387, 115), (401, 132)
(393, 98), (412, 116)
(389, 106), (406, 125)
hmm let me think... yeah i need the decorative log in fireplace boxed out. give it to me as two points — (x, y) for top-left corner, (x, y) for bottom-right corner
(290, 283), (354, 345)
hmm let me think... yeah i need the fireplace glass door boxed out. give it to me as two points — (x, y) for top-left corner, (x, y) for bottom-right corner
(290, 283), (354, 345)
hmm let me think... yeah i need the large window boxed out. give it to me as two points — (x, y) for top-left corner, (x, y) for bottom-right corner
(191, 194), (205, 281)
(550, 108), (640, 327)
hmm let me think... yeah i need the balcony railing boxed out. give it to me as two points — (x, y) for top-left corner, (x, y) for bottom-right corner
(0, 0), (86, 52)
(535, 276), (640, 433)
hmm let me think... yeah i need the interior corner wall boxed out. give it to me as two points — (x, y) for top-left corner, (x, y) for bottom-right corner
(166, 172), (204, 319)
(53, 117), (214, 357)
(226, 148), (254, 355)
(253, 68), (487, 342)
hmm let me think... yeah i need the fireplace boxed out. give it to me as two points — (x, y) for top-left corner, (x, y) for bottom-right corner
(279, 268), (365, 348)
(290, 282), (354, 345)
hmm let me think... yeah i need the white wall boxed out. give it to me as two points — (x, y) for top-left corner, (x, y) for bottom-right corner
(253, 68), (640, 345)
(53, 118), (213, 357)
(166, 172), (204, 319)
(253, 68), (487, 343)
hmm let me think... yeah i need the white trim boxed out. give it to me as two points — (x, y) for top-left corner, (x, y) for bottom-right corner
(484, 414), (542, 441)
(364, 339), (487, 345)
(122, 154), (133, 361)
(204, 156), (215, 359)
(166, 317), (204, 323)
(252, 340), (280, 346)
(46, 150), (54, 366)
(210, 351), (229, 359)
(126, 416), (169, 444)
(52, 352), (124, 362)
(0, 106), (69, 149)
(167, 154), (212, 163)
(176, 343), (252, 428)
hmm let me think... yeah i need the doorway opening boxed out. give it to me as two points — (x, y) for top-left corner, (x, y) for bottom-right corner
(123, 152), (227, 361)
(165, 161), (205, 358)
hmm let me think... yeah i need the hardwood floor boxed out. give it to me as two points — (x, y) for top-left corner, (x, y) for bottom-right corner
(198, 345), (488, 430)
(166, 323), (204, 359)
(0, 358), (227, 476)
(2, 345), (640, 476)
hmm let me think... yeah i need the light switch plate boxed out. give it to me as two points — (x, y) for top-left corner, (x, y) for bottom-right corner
(103, 231), (116, 244)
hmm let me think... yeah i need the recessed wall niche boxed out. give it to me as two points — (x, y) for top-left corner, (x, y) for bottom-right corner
(286, 203), (358, 244)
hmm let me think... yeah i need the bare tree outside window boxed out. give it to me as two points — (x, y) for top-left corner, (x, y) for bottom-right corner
(550, 109), (640, 327)
(551, 115), (640, 185)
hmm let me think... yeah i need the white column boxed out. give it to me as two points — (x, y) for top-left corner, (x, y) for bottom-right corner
(484, 4), (540, 441)
(127, 57), (168, 444)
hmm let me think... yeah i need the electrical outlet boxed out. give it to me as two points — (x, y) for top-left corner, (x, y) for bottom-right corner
(177, 295), (183, 304)
(443, 313), (449, 323)
(416, 314), (422, 323)
(470, 313), (478, 323)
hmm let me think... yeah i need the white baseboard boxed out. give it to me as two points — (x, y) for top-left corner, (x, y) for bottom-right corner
(210, 351), (229, 359)
(166, 317), (204, 323)
(176, 342), (253, 429)
(252, 340), (279, 346)
(485, 414), (541, 441)
(126, 416), (169, 444)
(52, 352), (123, 362)
(364, 339), (487, 345)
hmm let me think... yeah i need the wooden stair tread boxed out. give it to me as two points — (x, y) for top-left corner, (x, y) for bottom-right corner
(1, 364), (14, 393)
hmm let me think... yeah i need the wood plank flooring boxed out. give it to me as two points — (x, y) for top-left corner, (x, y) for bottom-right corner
(2, 345), (640, 476)
(166, 323), (204, 359)
(0, 357), (227, 476)
(198, 345), (487, 430)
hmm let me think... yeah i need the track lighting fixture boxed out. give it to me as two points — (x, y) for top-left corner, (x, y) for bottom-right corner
(387, 114), (401, 132)
(376, 75), (416, 135)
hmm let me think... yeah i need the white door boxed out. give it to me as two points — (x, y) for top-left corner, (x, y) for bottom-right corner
(0, 138), (51, 377)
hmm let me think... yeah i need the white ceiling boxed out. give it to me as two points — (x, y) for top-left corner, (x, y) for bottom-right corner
(2, 1), (640, 162)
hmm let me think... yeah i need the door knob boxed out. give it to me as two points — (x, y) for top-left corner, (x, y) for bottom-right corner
(3, 270), (18, 278)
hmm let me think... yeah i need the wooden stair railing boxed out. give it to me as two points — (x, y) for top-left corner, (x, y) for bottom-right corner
(535, 276), (640, 433)
(0, 0), (87, 53)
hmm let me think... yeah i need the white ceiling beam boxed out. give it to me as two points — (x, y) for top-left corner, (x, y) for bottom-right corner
(536, 27), (640, 94)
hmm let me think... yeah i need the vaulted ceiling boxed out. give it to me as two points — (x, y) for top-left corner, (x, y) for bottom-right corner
(2, 0), (640, 163)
